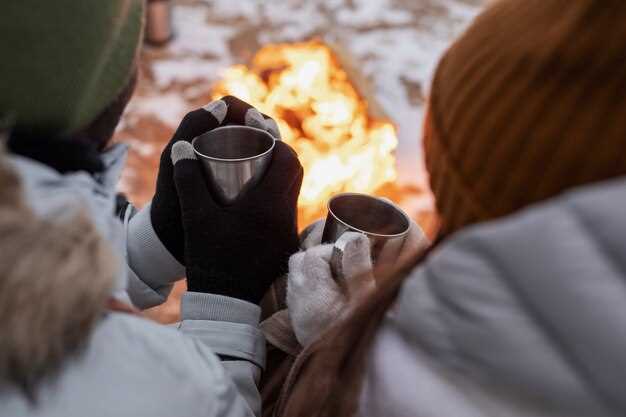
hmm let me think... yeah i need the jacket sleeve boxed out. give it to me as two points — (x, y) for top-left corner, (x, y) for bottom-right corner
(178, 291), (266, 416)
(122, 202), (186, 309)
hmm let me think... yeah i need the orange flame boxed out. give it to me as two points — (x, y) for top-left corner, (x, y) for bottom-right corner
(212, 41), (398, 225)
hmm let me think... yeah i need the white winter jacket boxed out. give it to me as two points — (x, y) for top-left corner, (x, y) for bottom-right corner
(0, 145), (264, 417)
(361, 177), (626, 417)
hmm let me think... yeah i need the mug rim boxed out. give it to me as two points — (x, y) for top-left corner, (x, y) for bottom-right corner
(327, 192), (411, 239)
(191, 125), (276, 163)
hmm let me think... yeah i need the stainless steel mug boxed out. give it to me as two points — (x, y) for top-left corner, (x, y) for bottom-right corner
(322, 193), (411, 280)
(192, 126), (275, 205)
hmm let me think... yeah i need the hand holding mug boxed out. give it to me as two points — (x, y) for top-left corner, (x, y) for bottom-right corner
(150, 96), (281, 264)
(287, 214), (428, 346)
(171, 137), (303, 305)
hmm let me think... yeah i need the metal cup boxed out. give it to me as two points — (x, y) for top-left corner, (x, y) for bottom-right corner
(322, 193), (411, 280)
(192, 126), (275, 205)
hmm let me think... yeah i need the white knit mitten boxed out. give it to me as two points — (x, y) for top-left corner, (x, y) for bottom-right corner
(287, 219), (429, 346)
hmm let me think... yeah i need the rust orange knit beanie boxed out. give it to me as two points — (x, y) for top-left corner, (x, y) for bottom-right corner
(424, 0), (626, 236)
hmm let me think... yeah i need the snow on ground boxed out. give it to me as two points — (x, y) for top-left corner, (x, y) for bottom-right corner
(117, 0), (483, 206)
(117, 0), (484, 323)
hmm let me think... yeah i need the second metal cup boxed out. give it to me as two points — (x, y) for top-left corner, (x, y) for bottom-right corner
(192, 126), (275, 205)
(322, 193), (411, 277)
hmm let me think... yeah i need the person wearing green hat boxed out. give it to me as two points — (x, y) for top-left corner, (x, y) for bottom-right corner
(0, 1), (304, 416)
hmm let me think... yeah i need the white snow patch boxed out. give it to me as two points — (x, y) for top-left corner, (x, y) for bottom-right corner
(168, 6), (236, 57)
(336, 0), (413, 27)
(258, 1), (327, 42)
(152, 57), (225, 88)
(148, 5), (237, 89)
(126, 93), (190, 128)
(201, 0), (262, 24)
(125, 138), (156, 157)
(133, 0), (484, 185)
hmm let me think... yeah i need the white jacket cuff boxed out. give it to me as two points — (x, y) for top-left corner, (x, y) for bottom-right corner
(179, 292), (266, 369)
(126, 202), (185, 305)
(126, 266), (171, 309)
(181, 292), (261, 325)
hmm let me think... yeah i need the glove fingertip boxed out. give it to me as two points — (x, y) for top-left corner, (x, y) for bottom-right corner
(171, 141), (197, 165)
(304, 244), (334, 266)
(221, 96), (254, 124)
(221, 95), (246, 106)
(264, 116), (282, 140)
(336, 232), (371, 261)
(176, 108), (220, 141)
(245, 108), (266, 130)
(202, 99), (228, 124)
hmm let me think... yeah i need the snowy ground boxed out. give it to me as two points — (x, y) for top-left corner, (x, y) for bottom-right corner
(115, 0), (484, 322)
(116, 0), (483, 205)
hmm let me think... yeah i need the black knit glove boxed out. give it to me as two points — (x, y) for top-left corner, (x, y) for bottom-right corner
(169, 138), (303, 305)
(150, 96), (282, 264)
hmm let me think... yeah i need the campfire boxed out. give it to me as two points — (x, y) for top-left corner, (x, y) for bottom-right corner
(211, 41), (399, 226)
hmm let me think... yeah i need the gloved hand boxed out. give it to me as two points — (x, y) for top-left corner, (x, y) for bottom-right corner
(170, 138), (303, 305)
(150, 96), (281, 264)
(287, 218), (429, 346)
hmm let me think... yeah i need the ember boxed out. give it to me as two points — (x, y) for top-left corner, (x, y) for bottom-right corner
(211, 41), (399, 225)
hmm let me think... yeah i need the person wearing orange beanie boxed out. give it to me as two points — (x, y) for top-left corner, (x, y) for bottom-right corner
(280, 1), (626, 416)
(425, 0), (626, 236)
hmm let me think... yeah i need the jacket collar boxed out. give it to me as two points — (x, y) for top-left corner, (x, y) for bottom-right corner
(8, 144), (130, 296)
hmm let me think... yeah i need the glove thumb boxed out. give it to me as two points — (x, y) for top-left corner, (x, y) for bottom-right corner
(171, 141), (215, 216)
(331, 232), (375, 296)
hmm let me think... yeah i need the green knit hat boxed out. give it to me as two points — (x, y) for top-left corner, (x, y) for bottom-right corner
(0, 0), (144, 136)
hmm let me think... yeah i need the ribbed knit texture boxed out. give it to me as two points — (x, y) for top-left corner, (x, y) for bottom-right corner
(126, 202), (185, 290)
(181, 292), (261, 326)
(1, 0), (143, 136)
(425, 0), (626, 236)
